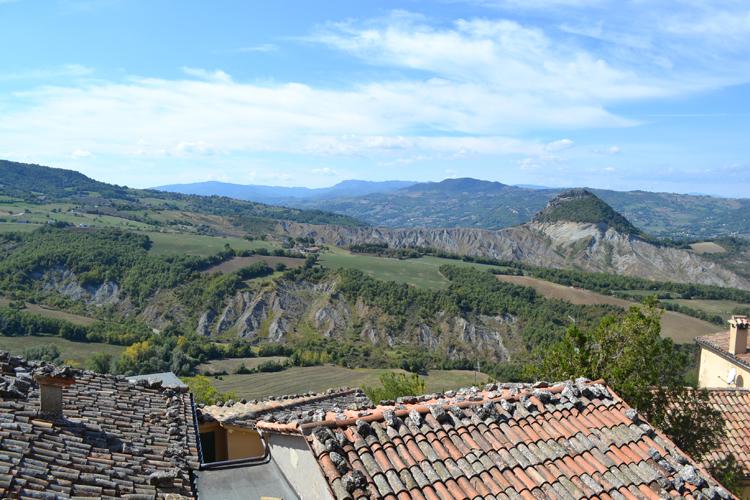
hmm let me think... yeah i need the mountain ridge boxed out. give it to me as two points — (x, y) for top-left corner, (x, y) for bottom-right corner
(152, 179), (417, 204)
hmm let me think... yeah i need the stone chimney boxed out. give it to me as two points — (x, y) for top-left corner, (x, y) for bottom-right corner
(728, 315), (750, 355)
(35, 373), (75, 418)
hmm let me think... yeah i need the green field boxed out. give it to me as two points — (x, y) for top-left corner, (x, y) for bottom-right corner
(198, 356), (290, 374)
(145, 232), (277, 257)
(665, 299), (749, 320)
(0, 335), (124, 366)
(203, 256), (304, 275)
(0, 297), (96, 326)
(211, 365), (490, 400)
(0, 222), (42, 233)
(319, 249), (503, 289)
(497, 275), (719, 344)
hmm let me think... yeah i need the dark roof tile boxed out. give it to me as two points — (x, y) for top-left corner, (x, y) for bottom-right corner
(303, 379), (730, 499)
(0, 351), (199, 498)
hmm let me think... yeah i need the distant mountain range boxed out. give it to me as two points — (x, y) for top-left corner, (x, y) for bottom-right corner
(153, 179), (417, 205)
(157, 177), (750, 239)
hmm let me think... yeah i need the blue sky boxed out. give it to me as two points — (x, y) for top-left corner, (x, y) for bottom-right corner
(1, 0), (749, 195)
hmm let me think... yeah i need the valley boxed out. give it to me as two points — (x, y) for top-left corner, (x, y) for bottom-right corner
(1, 160), (748, 389)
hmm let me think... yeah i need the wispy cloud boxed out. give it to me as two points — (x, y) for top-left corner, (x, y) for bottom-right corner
(311, 167), (337, 175)
(237, 43), (277, 53)
(0, 64), (93, 82)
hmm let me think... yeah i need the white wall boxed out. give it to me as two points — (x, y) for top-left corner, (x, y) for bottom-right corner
(266, 433), (334, 500)
(699, 347), (750, 388)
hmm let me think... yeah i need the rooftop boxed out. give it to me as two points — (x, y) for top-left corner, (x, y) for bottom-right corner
(198, 387), (371, 430)
(0, 351), (200, 498)
(696, 388), (750, 478)
(302, 379), (731, 499)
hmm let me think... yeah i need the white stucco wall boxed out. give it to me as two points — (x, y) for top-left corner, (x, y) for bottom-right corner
(699, 347), (750, 389)
(266, 433), (334, 500)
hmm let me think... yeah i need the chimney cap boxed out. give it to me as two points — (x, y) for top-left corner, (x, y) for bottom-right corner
(33, 365), (77, 386)
(730, 315), (749, 328)
(34, 374), (76, 387)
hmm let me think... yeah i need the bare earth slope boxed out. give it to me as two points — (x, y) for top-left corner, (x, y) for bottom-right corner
(276, 220), (750, 289)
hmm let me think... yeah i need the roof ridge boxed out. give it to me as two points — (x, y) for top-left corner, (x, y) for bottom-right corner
(204, 386), (363, 413)
(301, 378), (608, 431)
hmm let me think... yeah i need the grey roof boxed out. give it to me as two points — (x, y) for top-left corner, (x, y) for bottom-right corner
(198, 387), (371, 428)
(127, 371), (188, 388)
(196, 458), (300, 500)
(0, 351), (200, 498)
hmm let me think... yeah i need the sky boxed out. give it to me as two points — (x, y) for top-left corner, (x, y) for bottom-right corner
(0, 0), (749, 195)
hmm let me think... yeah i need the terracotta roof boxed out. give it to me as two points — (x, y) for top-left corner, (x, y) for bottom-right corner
(696, 388), (750, 478)
(197, 387), (371, 431)
(696, 331), (750, 369)
(303, 379), (732, 500)
(0, 351), (200, 498)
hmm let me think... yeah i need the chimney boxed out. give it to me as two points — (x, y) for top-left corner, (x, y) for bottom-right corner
(729, 315), (750, 355)
(35, 374), (75, 418)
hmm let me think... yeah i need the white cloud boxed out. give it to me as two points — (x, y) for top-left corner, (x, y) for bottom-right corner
(70, 149), (92, 159)
(237, 43), (277, 53)
(311, 167), (337, 175)
(0, 64), (93, 82)
(545, 139), (574, 152)
(181, 67), (232, 83)
(3, 7), (750, 180)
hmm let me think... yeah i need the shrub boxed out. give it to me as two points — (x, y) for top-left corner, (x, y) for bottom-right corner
(362, 372), (426, 404)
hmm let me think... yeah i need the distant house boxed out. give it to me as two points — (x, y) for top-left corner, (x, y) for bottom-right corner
(696, 315), (750, 388)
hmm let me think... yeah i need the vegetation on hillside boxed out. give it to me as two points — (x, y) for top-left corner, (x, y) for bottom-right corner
(533, 188), (643, 236)
(0, 159), (364, 228)
(290, 177), (750, 239)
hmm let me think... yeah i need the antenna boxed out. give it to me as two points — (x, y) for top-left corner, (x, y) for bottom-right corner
(727, 367), (737, 386)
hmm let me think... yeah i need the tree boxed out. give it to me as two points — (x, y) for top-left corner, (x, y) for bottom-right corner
(709, 454), (744, 493)
(86, 352), (114, 373)
(184, 375), (237, 405)
(526, 298), (725, 463)
(362, 372), (426, 404)
(23, 344), (61, 364)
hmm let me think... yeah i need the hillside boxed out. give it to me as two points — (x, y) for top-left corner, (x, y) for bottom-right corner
(0, 160), (364, 230)
(280, 178), (750, 239)
(533, 188), (643, 236)
(276, 194), (750, 290)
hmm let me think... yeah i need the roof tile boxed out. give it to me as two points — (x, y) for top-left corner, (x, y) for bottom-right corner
(303, 379), (731, 499)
